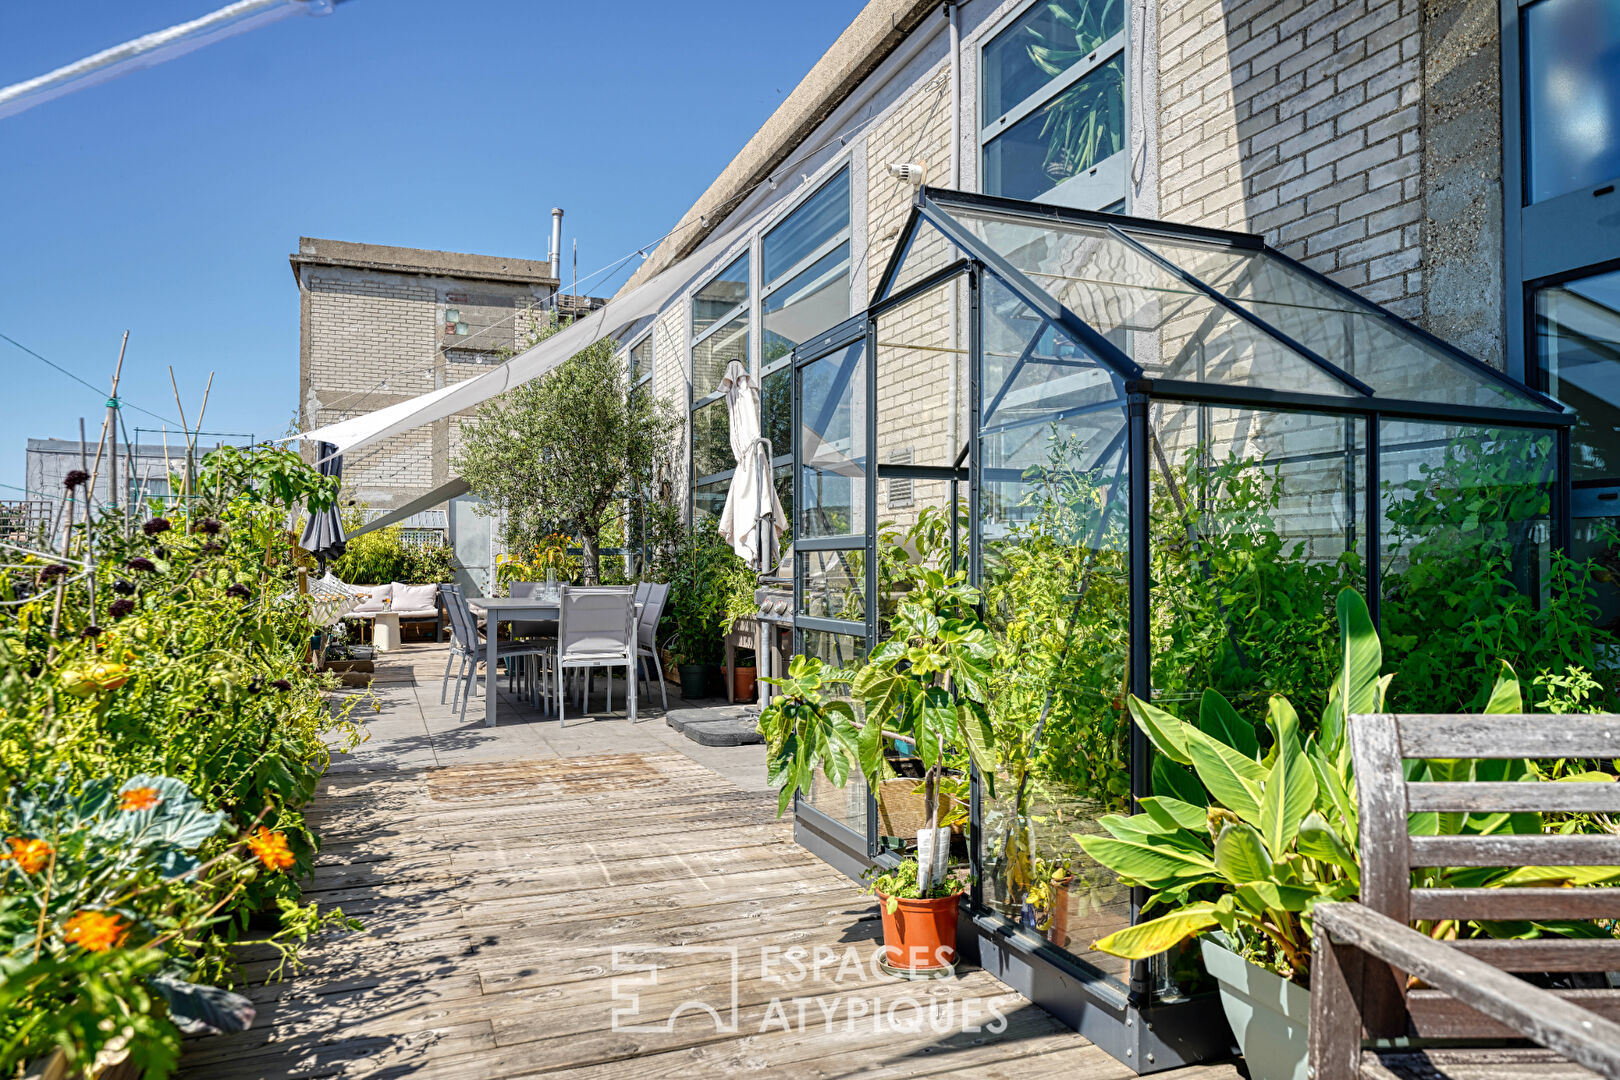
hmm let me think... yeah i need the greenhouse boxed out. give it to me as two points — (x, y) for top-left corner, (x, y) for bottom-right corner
(788, 187), (1575, 1067)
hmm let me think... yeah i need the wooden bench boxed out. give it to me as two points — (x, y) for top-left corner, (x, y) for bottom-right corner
(1309, 713), (1620, 1080)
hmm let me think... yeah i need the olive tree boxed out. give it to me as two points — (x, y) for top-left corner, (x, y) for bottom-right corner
(451, 318), (680, 584)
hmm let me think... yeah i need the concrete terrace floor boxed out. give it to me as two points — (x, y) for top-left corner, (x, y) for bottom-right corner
(177, 642), (1240, 1080)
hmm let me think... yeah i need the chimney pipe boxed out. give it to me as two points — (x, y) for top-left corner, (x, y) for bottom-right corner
(548, 208), (564, 287)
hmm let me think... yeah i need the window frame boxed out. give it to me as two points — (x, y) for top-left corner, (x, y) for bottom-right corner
(1504, 0), (1620, 496)
(977, 0), (1129, 210)
(690, 161), (856, 512)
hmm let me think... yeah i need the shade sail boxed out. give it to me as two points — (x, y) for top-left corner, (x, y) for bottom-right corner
(294, 204), (778, 458)
(347, 475), (470, 538)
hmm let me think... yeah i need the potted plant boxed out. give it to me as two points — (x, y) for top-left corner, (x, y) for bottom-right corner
(1077, 589), (1620, 1080)
(731, 647), (757, 703)
(846, 565), (996, 977)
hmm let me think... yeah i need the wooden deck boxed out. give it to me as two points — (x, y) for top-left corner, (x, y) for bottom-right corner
(180, 645), (1240, 1079)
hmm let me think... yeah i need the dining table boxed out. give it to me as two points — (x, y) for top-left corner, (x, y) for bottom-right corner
(463, 595), (559, 728)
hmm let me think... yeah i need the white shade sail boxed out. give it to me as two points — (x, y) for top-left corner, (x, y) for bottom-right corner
(294, 206), (775, 459)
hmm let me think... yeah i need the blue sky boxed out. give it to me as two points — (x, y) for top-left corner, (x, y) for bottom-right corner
(0, 0), (866, 496)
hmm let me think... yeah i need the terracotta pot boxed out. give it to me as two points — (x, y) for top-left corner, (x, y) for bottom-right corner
(734, 665), (756, 701)
(876, 892), (960, 973)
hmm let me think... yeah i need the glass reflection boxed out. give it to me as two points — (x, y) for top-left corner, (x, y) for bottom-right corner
(1537, 270), (1620, 482)
(1524, 0), (1620, 203)
(798, 340), (866, 539)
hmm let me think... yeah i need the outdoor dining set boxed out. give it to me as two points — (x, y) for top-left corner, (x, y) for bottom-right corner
(438, 581), (669, 728)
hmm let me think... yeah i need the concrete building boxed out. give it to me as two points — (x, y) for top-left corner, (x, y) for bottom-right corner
(614, 0), (1620, 549)
(290, 236), (563, 513)
(25, 437), (189, 508)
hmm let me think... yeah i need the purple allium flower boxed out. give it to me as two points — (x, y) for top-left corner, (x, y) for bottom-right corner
(39, 563), (70, 583)
(270, 679), (292, 692)
(199, 518), (223, 535)
(154, 545), (167, 559)
(225, 583), (251, 600)
(81, 625), (102, 639)
(126, 557), (155, 573)
(109, 598), (135, 618)
(142, 517), (171, 537)
(63, 469), (90, 490)
(112, 579), (135, 595)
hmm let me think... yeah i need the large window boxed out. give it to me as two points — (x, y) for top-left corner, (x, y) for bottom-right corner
(1522, 0), (1620, 205)
(1537, 270), (1620, 482)
(691, 252), (751, 516)
(980, 0), (1126, 209)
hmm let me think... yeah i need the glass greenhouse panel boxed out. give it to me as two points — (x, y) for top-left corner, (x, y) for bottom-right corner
(874, 276), (969, 468)
(798, 548), (866, 621)
(978, 394), (1131, 986)
(1134, 234), (1556, 411)
(943, 206), (1361, 396)
(693, 478), (729, 521)
(1148, 404), (1367, 718)
(806, 769), (869, 837)
(798, 629), (866, 671)
(1379, 421), (1557, 708)
(882, 216), (967, 300)
(982, 271), (1122, 438)
(798, 339), (867, 539)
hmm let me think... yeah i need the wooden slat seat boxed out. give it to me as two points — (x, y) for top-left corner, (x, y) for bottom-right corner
(1308, 713), (1620, 1080)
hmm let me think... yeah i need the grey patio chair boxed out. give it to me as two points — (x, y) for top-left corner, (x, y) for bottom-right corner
(503, 580), (558, 698)
(546, 585), (637, 727)
(443, 585), (550, 724)
(635, 582), (670, 711)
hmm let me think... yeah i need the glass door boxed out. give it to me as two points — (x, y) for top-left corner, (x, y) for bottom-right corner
(791, 314), (875, 844)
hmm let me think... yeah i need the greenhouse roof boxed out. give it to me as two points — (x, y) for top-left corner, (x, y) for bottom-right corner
(875, 189), (1572, 429)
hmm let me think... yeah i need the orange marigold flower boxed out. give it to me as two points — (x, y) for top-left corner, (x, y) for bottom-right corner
(63, 910), (127, 952)
(1, 837), (52, 873)
(119, 786), (162, 812)
(246, 827), (295, 872)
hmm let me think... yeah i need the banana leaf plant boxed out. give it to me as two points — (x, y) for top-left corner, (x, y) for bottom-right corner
(1077, 588), (1620, 984)
(850, 566), (998, 890)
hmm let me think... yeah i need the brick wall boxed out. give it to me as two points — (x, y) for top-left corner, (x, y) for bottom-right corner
(1158, 0), (1425, 320)
(299, 266), (551, 510)
(863, 67), (960, 534)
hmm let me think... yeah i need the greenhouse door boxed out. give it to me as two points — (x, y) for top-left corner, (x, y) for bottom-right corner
(789, 314), (877, 872)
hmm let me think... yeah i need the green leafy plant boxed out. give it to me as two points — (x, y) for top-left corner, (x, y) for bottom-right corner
(0, 444), (364, 1076)
(452, 313), (681, 583)
(1078, 589), (1620, 985)
(495, 533), (581, 590)
(331, 515), (455, 585)
(862, 858), (966, 914)
(758, 655), (859, 817)
(664, 521), (754, 665)
(851, 565), (997, 889)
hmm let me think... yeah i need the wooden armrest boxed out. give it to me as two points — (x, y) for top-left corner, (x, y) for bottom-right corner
(1313, 902), (1620, 1077)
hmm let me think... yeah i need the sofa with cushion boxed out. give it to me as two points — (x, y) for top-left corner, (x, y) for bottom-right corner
(344, 581), (446, 642)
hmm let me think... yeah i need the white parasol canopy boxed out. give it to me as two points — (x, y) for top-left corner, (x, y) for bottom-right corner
(717, 360), (784, 571)
(292, 203), (777, 460)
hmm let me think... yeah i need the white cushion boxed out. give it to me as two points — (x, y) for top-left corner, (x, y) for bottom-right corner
(391, 582), (438, 613)
(350, 583), (394, 613)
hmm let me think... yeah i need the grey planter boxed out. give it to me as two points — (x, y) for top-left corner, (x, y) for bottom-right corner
(1199, 936), (1311, 1080)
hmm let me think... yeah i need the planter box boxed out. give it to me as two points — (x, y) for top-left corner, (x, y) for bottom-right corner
(323, 659), (374, 673)
(1199, 937), (1310, 1080)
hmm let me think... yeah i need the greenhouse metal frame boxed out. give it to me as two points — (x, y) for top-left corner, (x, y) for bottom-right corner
(788, 187), (1574, 1071)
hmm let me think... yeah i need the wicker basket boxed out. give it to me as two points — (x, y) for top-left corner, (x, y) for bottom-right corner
(877, 778), (954, 839)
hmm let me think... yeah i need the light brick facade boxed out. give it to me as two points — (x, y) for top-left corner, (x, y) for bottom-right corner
(292, 238), (557, 511)
(1158, 0), (1426, 321)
